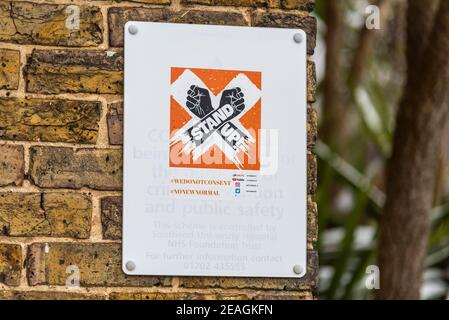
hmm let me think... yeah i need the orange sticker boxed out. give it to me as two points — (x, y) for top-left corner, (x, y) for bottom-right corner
(169, 67), (261, 171)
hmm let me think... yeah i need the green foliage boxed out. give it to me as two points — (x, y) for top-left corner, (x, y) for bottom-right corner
(315, 0), (449, 300)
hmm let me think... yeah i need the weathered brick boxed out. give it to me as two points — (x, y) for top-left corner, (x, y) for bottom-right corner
(29, 147), (122, 191)
(107, 102), (123, 145)
(282, 0), (315, 11)
(0, 290), (106, 300)
(0, 1), (103, 47)
(183, 0), (288, 7)
(307, 151), (317, 195)
(178, 251), (318, 291)
(307, 107), (317, 149)
(25, 49), (123, 95)
(307, 61), (317, 102)
(135, 0), (171, 3)
(101, 196), (122, 240)
(307, 196), (317, 246)
(182, 0), (213, 4)
(110, 292), (248, 300)
(113, 0), (171, 3)
(267, 0), (281, 7)
(252, 291), (314, 300)
(0, 243), (21, 286)
(0, 49), (20, 90)
(0, 145), (23, 187)
(252, 11), (316, 54)
(26, 243), (169, 287)
(109, 290), (312, 300)
(96, 0), (170, 3)
(0, 194), (42, 237)
(42, 193), (92, 239)
(108, 7), (247, 47)
(0, 98), (100, 144)
(0, 192), (92, 238)
(214, 0), (267, 6)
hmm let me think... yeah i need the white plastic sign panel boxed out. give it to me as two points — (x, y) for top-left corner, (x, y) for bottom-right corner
(123, 22), (308, 278)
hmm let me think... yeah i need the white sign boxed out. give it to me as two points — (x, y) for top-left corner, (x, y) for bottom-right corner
(123, 22), (308, 278)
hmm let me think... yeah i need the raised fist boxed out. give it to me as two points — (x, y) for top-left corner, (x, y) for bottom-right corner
(219, 87), (245, 112)
(186, 85), (213, 117)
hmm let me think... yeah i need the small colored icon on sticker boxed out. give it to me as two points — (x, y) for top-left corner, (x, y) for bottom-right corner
(235, 188), (241, 194)
(235, 182), (241, 187)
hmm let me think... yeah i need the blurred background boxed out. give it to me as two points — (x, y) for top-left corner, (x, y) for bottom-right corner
(313, 0), (449, 300)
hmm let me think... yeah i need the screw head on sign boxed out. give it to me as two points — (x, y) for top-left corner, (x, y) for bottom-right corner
(293, 264), (303, 275)
(126, 261), (136, 271)
(293, 33), (303, 44)
(128, 25), (138, 35)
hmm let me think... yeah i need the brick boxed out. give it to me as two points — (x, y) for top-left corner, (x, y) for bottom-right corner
(118, 0), (171, 3)
(108, 7), (247, 47)
(29, 147), (122, 191)
(0, 192), (92, 238)
(136, 0), (171, 3)
(307, 196), (317, 246)
(183, 0), (287, 7)
(107, 102), (123, 145)
(178, 251), (318, 291)
(307, 61), (317, 102)
(307, 107), (317, 150)
(0, 243), (21, 286)
(0, 49), (20, 90)
(101, 196), (122, 240)
(25, 49), (123, 95)
(252, 11), (317, 54)
(109, 290), (312, 300)
(0, 193), (43, 237)
(96, 0), (170, 3)
(0, 1), (103, 47)
(307, 151), (317, 195)
(267, 0), (281, 7)
(182, 0), (213, 4)
(213, 0), (267, 6)
(26, 243), (170, 287)
(0, 145), (24, 187)
(282, 0), (315, 11)
(110, 292), (248, 300)
(0, 98), (101, 144)
(252, 291), (314, 300)
(0, 290), (106, 300)
(42, 193), (92, 239)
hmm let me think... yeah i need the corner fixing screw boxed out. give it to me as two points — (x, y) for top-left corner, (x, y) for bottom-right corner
(293, 265), (303, 275)
(128, 25), (138, 35)
(126, 261), (136, 271)
(293, 33), (303, 44)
